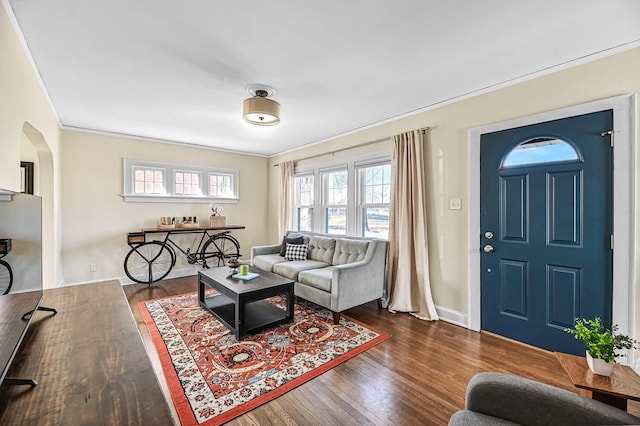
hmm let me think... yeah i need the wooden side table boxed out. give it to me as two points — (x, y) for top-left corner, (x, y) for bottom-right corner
(555, 352), (640, 411)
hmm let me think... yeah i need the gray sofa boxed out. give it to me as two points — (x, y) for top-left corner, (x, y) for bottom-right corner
(251, 231), (388, 324)
(449, 372), (640, 425)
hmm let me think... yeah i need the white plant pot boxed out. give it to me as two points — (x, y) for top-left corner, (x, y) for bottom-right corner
(586, 351), (614, 376)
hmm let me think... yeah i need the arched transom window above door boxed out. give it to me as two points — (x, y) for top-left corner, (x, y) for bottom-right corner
(501, 137), (580, 168)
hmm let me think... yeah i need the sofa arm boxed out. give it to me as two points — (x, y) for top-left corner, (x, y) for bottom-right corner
(331, 260), (384, 312)
(250, 244), (281, 262)
(461, 372), (640, 425)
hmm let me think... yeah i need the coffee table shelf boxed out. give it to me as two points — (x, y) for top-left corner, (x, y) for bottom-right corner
(244, 300), (291, 332)
(201, 294), (235, 330)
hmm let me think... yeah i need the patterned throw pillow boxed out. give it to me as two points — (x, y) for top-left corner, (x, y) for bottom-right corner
(285, 243), (308, 261)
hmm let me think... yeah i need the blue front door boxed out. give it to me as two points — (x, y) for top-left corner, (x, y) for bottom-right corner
(480, 110), (613, 354)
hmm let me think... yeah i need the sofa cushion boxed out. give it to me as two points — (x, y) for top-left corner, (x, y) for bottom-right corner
(279, 236), (305, 257)
(285, 243), (308, 261)
(253, 254), (287, 272)
(298, 266), (335, 293)
(307, 236), (336, 263)
(273, 260), (329, 281)
(332, 239), (369, 265)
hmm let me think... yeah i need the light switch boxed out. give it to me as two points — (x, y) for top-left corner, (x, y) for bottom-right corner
(449, 198), (462, 210)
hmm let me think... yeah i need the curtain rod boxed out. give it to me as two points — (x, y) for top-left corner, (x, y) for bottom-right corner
(273, 126), (430, 167)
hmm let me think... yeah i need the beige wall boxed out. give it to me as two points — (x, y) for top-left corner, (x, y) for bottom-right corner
(0, 4), (62, 288)
(269, 47), (640, 319)
(3, 0), (639, 330)
(61, 130), (269, 284)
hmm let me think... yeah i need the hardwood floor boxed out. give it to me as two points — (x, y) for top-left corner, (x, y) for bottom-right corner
(124, 275), (640, 425)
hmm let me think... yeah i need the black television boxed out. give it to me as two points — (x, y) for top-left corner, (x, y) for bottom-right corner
(0, 190), (43, 385)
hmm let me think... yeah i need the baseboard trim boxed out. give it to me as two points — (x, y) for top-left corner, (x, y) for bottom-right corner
(61, 267), (200, 287)
(435, 305), (468, 328)
(119, 266), (199, 286)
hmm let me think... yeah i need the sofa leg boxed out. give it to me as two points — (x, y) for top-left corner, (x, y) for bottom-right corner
(377, 298), (383, 309)
(332, 312), (340, 325)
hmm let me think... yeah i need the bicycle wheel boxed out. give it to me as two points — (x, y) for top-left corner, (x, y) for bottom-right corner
(200, 234), (240, 268)
(124, 241), (175, 284)
(0, 260), (13, 295)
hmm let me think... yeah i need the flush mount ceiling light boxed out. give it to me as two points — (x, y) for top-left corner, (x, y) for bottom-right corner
(243, 85), (280, 126)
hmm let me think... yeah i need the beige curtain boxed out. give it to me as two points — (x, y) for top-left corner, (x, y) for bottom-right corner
(278, 161), (295, 237)
(387, 130), (439, 320)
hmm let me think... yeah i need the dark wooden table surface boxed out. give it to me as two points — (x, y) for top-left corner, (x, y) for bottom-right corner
(0, 281), (175, 425)
(0, 290), (41, 383)
(556, 352), (640, 411)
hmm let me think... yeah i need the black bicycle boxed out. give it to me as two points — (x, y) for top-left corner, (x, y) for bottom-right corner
(0, 238), (13, 295)
(124, 227), (242, 285)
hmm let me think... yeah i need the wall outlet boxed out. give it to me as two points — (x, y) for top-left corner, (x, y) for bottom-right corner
(449, 198), (462, 210)
(90, 263), (97, 272)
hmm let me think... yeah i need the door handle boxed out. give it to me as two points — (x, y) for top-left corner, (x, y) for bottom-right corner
(483, 245), (495, 253)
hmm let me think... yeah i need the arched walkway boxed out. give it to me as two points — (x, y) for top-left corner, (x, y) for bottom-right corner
(22, 121), (56, 289)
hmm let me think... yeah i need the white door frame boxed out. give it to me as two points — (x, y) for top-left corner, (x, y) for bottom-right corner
(467, 94), (636, 339)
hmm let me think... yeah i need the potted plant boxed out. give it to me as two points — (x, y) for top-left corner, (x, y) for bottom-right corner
(565, 317), (639, 376)
(209, 204), (226, 227)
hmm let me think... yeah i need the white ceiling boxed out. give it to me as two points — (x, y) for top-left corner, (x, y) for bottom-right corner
(5, 1), (640, 156)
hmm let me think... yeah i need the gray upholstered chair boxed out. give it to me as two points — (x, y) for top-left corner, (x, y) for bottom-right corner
(449, 372), (640, 426)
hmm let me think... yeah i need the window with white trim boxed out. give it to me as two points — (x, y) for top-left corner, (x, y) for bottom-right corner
(124, 159), (239, 203)
(323, 169), (348, 235)
(209, 172), (234, 198)
(292, 152), (390, 239)
(358, 163), (391, 239)
(175, 170), (202, 196)
(294, 174), (314, 231)
(133, 167), (166, 195)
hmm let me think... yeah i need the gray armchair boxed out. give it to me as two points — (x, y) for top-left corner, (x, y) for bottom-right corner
(449, 372), (640, 426)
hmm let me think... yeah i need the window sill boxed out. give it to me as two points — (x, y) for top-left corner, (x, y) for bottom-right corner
(122, 195), (239, 204)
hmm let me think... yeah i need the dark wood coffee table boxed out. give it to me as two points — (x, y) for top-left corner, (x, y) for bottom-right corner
(555, 352), (640, 411)
(198, 266), (294, 340)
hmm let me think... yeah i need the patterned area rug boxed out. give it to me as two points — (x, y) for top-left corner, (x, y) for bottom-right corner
(139, 292), (390, 425)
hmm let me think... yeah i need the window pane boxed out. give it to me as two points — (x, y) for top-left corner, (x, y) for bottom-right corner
(298, 207), (313, 231)
(326, 207), (346, 235)
(209, 173), (233, 197)
(363, 164), (391, 204)
(175, 173), (183, 183)
(184, 173), (191, 184)
(326, 170), (348, 205)
(363, 207), (389, 239)
(134, 168), (165, 194)
(295, 175), (314, 206)
(503, 138), (579, 168)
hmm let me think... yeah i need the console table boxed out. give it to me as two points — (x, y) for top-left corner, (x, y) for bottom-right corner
(0, 281), (175, 425)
